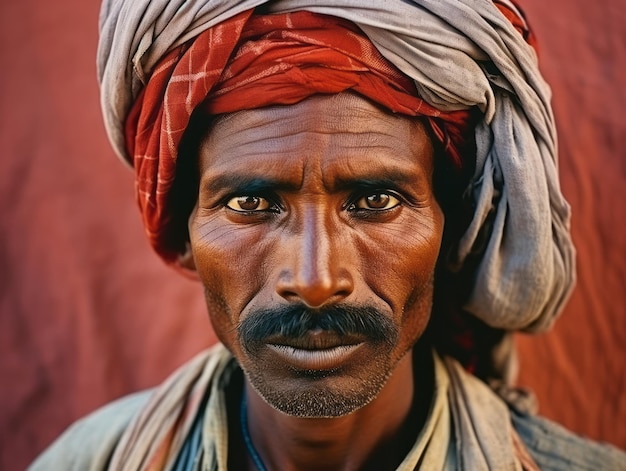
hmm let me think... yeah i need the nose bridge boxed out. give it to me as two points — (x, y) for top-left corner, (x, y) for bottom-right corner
(301, 205), (331, 283)
(277, 203), (353, 307)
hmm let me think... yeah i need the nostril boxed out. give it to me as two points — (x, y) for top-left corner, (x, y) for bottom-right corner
(275, 270), (354, 308)
(334, 275), (354, 297)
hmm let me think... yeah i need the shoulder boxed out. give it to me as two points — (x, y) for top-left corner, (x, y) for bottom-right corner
(28, 389), (153, 471)
(511, 409), (626, 471)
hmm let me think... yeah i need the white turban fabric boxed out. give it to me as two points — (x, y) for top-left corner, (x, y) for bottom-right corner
(97, 0), (576, 332)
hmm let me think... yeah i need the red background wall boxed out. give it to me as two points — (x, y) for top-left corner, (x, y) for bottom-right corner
(0, 1), (624, 470)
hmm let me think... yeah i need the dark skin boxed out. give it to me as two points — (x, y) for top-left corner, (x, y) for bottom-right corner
(184, 93), (444, 470)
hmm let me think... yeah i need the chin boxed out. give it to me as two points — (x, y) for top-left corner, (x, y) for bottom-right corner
(241, 344), (406, 418)
(248, 371), (392, 418)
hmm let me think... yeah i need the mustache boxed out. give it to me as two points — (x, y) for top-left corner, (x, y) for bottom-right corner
(238, 304), (398, 347)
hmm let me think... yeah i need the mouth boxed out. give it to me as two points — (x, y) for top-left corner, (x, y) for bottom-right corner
(264, 329), (365, 371)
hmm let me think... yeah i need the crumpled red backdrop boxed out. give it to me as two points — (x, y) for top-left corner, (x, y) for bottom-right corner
(0, 1), (624, 469)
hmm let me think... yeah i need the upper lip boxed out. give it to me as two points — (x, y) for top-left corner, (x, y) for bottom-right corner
(265, 328), (365, 350)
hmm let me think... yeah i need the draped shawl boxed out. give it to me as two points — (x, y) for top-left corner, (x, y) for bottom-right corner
(106, 345), (537, 470)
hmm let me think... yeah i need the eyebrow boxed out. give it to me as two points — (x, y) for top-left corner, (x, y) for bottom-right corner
(203, 168), (426, 196)
(330, 170), (422, 193)
(203, 174), (301, 195)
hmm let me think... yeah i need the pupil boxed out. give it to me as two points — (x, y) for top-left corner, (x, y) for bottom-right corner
(239, 196), (259, 210)
(367, 193), (389, 208)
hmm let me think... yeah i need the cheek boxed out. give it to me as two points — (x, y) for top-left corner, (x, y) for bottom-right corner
(189, 213), (275, 333)
(356, 207), (443, 315)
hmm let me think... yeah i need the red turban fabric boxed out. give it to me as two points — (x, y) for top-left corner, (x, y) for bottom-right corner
(125, 10), (476, 264)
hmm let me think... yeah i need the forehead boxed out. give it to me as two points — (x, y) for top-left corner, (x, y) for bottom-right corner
(198, 93), (434, 185)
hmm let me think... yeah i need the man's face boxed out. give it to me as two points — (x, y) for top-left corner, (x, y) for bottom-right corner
(188, 93), (443, 417)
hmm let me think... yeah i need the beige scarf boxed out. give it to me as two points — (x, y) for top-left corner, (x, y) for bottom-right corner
(107, 344), (536, 470)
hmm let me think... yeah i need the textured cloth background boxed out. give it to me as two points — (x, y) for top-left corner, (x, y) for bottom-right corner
(0, 1), (624, 470)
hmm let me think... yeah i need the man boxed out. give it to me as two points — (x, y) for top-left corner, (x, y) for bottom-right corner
(31, 0), (625, 470)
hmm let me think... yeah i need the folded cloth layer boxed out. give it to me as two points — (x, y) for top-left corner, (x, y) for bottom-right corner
(106, 345), (537, 470)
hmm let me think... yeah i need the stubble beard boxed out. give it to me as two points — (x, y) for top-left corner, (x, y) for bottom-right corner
(243, 345), (396, 418)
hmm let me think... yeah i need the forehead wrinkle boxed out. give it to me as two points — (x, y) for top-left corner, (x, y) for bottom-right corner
(200, 149), (306, 192)
(200, 120), (308, 184)
(322, 157), (429, 193)
(318, 128), (433, 192)
(200, 93), (434, 192)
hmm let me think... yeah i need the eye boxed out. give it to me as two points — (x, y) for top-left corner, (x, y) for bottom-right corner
(350, 192), (401, 211)
(226, 195), (273, 212)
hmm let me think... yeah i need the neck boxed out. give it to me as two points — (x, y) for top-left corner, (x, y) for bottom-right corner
(239, 349), (432, 471)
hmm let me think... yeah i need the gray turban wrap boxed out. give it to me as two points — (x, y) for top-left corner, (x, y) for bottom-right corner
(97, 0), (576, 333)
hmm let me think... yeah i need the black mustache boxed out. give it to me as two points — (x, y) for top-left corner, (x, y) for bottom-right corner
(238, 304), (397, 347)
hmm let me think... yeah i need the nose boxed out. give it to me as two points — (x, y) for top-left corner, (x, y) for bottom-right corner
(276, 208), (354, 308)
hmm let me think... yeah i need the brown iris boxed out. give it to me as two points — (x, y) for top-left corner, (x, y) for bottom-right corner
(366, 193), (390, 209)
(227, 196), (271, 212)
(353, 192), (400, 210)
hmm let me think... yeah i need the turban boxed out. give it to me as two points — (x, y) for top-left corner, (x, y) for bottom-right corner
(125, 11), (473, 260)
(98, 0), (576, 333)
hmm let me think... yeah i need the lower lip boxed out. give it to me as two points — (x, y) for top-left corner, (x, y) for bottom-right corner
(267, 343), (364, 371)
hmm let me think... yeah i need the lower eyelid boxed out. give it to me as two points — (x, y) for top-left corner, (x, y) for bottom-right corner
(225, 203), (282, 215)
